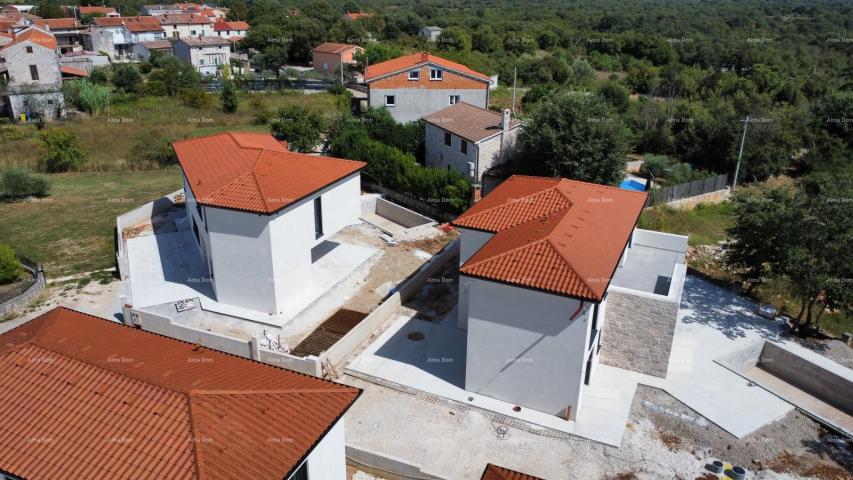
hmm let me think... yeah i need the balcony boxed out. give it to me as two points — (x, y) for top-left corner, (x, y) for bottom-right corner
(610, 229), (688, 298)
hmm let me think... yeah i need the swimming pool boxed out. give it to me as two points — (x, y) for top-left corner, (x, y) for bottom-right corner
(620, 179), (646, 191)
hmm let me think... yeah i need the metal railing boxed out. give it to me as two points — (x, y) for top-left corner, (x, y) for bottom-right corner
(645, 173), (728, 207)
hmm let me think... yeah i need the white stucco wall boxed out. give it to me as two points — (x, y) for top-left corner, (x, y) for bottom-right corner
(457, 227), (493, 265)
(184, 172), (362, 315)
(425, 124), (520, 182)
(463, 275), (594, 418)
(302, 419), (347, 480)
(368, 87), (488, 124)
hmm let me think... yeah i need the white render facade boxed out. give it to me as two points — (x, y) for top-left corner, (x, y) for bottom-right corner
(182, 172), (362, 316)
(288, 419), (348, 479)
(457, 225), (686, 420)
(173, 39), (228, 75)
(369, 87), (488, 124)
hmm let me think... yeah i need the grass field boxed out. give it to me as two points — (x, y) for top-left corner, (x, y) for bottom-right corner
(638, 202), (734, 246)
(0, 91), (344, 172)
(0, 170), (183, 277)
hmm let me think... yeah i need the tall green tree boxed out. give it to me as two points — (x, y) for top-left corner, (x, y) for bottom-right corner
(514, 92), (630, 184)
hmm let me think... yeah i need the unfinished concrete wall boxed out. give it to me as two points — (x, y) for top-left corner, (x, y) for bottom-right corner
(375, 198), (432, 228)
(599, 289), (678, 378)
(759, 342), (853, 415)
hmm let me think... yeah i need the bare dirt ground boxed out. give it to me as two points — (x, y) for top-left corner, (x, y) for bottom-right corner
(632, 386), (852, 480)
(341, 374), (853, 480)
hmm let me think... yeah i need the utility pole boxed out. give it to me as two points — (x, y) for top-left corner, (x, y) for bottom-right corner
(733, 115), (749, 192)
(511, 66), (517, 115)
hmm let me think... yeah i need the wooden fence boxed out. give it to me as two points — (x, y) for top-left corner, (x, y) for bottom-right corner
(645, 174), (728, 207)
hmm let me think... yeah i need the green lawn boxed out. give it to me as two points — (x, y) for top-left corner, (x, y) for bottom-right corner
(0, 91), (343, 172)
(0, 170), (182, 277)
(638, 202), (734, 246)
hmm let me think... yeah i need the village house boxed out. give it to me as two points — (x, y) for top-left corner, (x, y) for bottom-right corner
(43, 17), (86, 54)
(133, 39), (172, 60)
(364, 51), (491, 123)
(213, 19), (247, 40)
(481, 464), (543, 480)
(76, 5), (119, 17)
(419, 25), (442, 41)
(144, 3), (228, 20)
(0, 26), (65, 121)
(87, 16), (164, 60)
(424, 102), (521, 183)
(0, 306), (361, 480)
(311, 41), (363, 76)
(173, 35), (229, 75)
(59, 49), (110, 73)
(453, 175), (688, 420)
(157, 13), (213, 39)
(343, 11), (373, 21)
(173, 132), (366, 315)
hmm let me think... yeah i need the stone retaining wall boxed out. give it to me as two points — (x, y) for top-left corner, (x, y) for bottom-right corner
(0, 264), (45, 316)
(599, 289), (679, 378)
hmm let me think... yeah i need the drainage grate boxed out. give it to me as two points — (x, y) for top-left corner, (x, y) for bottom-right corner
(290, 309), (367, 357)
(407, 331), (425, 341)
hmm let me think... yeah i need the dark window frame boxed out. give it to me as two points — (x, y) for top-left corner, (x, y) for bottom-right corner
(29, 64), (39, 81)
(444, 132), (451, 146)
(313, 197), (323, 239)
(460, 139), (468, 154)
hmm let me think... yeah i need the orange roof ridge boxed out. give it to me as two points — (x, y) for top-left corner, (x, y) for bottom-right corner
(458, 185), (570, 229)
(190, 388), (362, 395)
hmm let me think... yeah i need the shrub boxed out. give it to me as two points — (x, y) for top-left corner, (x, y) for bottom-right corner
(67, 80), (110, 115)
(269, 105), (327, 152)
(149, 56), (201, 96)
(112, 64), (143, 93)
(0, 167), (50, 199)
(89, 66), (111, 85)
(179, 88), (214, 109)
(0, 243), (22, 285)
(38, 129), (86, 172)
(221, 78), (238, 113)
(127, 128), (178, 169)
(249, 95), (273, 125)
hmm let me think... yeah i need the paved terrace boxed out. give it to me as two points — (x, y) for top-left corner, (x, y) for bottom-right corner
(346, 274), (853, 446)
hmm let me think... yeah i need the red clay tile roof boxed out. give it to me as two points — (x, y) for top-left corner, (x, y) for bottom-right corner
(0, 26), (57, 50)
(365, 51), (490, 82)
(93, 15), (162, 31)
(157, 13), (211, 24)
(140, 39), (172, 49)
(60, 65), (88, 77)
(453, 175), (647, 301)
(174, 132), (366, 214)
(79, 6), (118, 15)
(312, 41), (359, 54)
(343, 11), (373, 20)
(213, 20), (248, 31)
(43, 17), (83, 30)
(0, 307), (361, 480)
(426, 102), (521, 143)
(481, 464), (544, 480)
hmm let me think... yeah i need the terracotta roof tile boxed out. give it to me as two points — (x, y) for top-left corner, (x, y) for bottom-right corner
(312, 41), (359, 54)
(481, 464), (544, 480)
(173, 132), (366, 214)
(0, 26), (56, 50)
(365, 51), (490, 82)
(214, 20), (248, 31)
(79, 6), (118, 15)
(0, 307), (361, 480)
(454, 175), (647, 301)
(60, 65), (88, 77)
(43, 17), (83, 30)
(157, 13), (211, 25)
(426, 102), (521, 143)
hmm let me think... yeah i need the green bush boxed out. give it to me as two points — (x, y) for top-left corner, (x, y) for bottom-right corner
(0, 243), (22, 285)
(38, 129), (87, 172)
(66, 80), (110, 115)
(88, 66), (111, 85)
(112, 64), (143, 93)
(0, 167), (50, 199)
(179, 88), (214, 109)
(249, 95), (273, 125)
(127, 128), (178, 169)
(269, 105), (327, 152)
(221, 78), (238, 113)
(330, 124), (471, 213)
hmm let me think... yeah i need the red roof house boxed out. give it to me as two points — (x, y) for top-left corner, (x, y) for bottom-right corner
(0, 307), (361, 480)
(452, 174), (685, 422)
(364, 51), (491, 123)
(171, 132), (367, 315)
(481, 464), (545, 480)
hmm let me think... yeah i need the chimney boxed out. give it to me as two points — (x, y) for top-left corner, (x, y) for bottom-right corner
(470, 184), (482, 205)
(421, 51), (429, 62)
(502, 109), (511, 131)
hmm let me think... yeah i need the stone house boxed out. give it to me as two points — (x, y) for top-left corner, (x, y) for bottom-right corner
(364, 51), (491, 123)
(424, 102), (521, 183)
(453, 175), (687, 420)
(173, 35), (229, 75)
(0, 26), (65, 121)
(213, 20), (247, 40)
(419, 26), (442, 41)
(157, 13), (213, 39)
(86, 16), (164, 60)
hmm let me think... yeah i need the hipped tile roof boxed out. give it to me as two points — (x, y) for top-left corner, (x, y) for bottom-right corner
(426, 102), (520, 143)
(365, 51), (490, 82)
(481, 464), (545, 480)
(173, 132), (366, 214)
(453, 175), (647, 301)
(0, 307), (361, 480)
